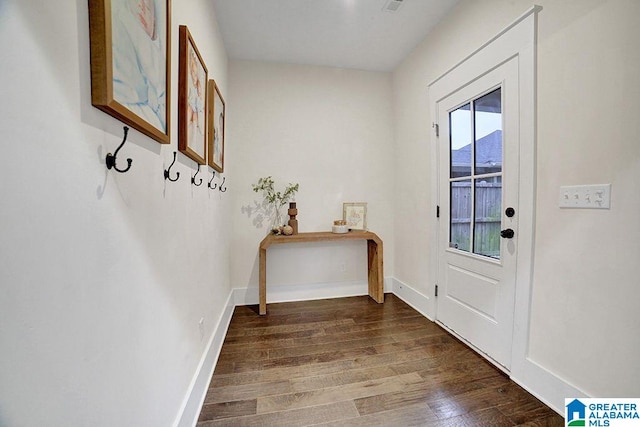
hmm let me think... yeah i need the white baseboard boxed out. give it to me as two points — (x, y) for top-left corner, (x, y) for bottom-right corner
(173, 291), (236, 427)
(233, 280), (373, 306)
(388, 277), (434, 321)
(511, 356), (588, 415)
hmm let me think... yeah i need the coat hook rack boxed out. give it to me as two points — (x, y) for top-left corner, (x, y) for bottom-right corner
(164, 151), (180, 182)
(218, 176), (227, 192)
(208, 171), (217, 189)
(191, 164), (203, 186)
(105, 126), (133, 173)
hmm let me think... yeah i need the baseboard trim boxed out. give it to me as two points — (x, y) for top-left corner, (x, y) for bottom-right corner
(388, 277), (434, 321)
(173, 291), (235, 427)
(511, 356), (588, 415)
(233, 280), (375, 306)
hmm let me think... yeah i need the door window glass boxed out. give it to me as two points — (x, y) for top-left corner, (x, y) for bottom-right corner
(450, 104), (472, 178)
(450, 180), (471, 252)
(474, 176), (502, 258)
(449, 87), (502, 259)
(474, 89), (502, 175)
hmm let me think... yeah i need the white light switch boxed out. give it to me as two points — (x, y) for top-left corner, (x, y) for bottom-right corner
(559, 184), (611, 209)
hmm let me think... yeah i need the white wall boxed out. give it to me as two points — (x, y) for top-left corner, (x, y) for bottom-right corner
(529, 0), (640, 397)
(393, 0), (640, 402)
(227, 61), (395, 297)
(0, 1), (230, 426)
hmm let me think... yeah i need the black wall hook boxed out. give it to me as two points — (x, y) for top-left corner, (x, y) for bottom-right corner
(106, 126), (133, 173)
(164, 151), (180, 182)
(208, 171), (217, 189)
(191, 165), (203, 186)
(218, 176), (227, 192)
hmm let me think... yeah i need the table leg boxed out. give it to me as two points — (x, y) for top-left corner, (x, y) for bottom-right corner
(259, 247), (267, 315)
(367, 239), (384, 303)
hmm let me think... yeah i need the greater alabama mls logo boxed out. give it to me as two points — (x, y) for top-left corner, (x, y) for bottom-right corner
(565, 398), (640, 427)
(566, 399), (587, 426)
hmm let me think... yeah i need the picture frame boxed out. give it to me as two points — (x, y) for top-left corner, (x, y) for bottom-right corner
(178, 25), (208, 165)
(207, 79), (225, 173)
(88, 0), (171, 144)
(343, 202), (368, 230)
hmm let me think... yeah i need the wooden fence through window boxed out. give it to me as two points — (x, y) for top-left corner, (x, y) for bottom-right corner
(450, 180), (502, 258)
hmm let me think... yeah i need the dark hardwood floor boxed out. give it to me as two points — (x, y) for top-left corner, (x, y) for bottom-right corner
(197, 294), (564, 426)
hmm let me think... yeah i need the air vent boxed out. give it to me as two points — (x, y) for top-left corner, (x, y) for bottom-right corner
(383, 0), (405, 12)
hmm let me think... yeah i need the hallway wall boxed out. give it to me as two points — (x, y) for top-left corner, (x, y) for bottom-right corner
(227, 60), (395, 298)
(0, 1), (230, 425)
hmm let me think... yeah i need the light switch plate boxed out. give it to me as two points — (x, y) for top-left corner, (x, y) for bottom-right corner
(559, 184), (611, 209)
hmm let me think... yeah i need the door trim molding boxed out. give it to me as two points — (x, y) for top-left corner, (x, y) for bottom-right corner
(429, 2), (539, 365)
(428, 5), (542, 88)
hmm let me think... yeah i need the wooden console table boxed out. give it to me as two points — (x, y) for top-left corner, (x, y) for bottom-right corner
(259, 231), (384, 315)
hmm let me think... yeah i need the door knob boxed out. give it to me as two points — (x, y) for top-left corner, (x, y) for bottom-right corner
(500, 228), (515, 239)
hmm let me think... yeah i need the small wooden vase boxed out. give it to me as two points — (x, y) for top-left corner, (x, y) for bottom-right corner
(287, 202), (298, 235)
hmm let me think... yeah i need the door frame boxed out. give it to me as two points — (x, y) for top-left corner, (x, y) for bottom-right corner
(427, 6), (540, 377)
(435, 67), (519, 371)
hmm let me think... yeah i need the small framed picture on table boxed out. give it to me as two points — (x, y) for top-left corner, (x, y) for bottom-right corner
(343, 202), (367, 231)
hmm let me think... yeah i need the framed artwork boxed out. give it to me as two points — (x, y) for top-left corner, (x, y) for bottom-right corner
(343, 202), (368, 230)
(178, 25), (208, 164)
(88, 0), (171, 144)
(207, 80), (225, 173)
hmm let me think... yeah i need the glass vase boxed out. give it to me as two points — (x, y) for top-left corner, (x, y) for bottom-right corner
(270, 206), (283, 232)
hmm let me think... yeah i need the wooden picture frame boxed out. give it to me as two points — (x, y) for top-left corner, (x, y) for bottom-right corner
(88, 0), (171, 144)
(343, 202), (368, 230)
(207, 80), (225, 173)
(178, 25), (208, 164)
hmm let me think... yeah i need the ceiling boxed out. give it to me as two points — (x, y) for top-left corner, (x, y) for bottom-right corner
(211, 0), (460, 72)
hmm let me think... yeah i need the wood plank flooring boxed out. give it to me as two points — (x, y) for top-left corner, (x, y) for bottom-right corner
(197, 294), (564, 426)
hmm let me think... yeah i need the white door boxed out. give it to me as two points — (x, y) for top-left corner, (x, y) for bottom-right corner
(436, 57), (519, 369)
